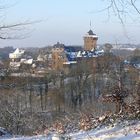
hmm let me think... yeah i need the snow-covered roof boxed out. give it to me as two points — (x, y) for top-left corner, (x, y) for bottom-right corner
(84, 29), (98, 38)
(9, 48), (25, 59)
(13, 48), (25, 54)
(77, 50), (104, 58)
(63, 48), (104, 65)
(63, 61), (77, 65)
(23, 59), (33, 65)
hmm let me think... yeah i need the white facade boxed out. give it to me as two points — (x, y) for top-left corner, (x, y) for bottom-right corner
(37, 54), (44, 62)
(23, 59), (33, 65)
(10, 62), (21, 69)
(9, 48), (25, 59)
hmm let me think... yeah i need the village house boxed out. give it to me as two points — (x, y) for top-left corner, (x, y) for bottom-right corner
(9, 48), (34, 70)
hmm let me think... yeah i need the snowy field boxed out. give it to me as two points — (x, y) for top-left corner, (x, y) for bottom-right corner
(1, 121), (140, 140)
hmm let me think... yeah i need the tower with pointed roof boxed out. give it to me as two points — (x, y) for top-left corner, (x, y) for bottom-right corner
(84, 29), (98, 51)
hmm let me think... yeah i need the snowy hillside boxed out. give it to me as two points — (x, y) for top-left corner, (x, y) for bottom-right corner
(70, 120), (140, 140)
(1, 120), (140, 140)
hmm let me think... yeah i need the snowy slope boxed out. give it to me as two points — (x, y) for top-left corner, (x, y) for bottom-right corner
(0, 135), (51, 140)
(70, 121), (140, 140)
(1, 121), (140, 140)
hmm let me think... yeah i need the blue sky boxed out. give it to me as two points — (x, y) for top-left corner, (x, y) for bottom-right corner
(0, 0), (140, 48)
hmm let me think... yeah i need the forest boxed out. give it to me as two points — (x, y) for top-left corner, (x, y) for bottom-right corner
(0, 49), (139, 135)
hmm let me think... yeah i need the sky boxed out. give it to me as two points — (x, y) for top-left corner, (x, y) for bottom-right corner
(0, 0), (140, 48)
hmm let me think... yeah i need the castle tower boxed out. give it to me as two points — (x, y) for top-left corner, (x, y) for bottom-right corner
(84, 29), (98, 51)
(51, 42), (66, 70)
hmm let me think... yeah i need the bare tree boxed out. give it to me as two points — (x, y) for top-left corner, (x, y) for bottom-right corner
(102, 0), (140, 24)
(0, 1), (40, 40)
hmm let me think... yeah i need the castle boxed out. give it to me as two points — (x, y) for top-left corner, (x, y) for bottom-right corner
(50, 29), (103, 71)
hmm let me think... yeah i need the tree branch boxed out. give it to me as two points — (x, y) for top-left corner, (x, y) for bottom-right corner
(131, 0), (140, 15)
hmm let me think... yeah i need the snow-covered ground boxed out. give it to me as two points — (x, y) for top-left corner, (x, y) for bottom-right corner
(1, 120), (140, 140)
(70, 121), (140, 140)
